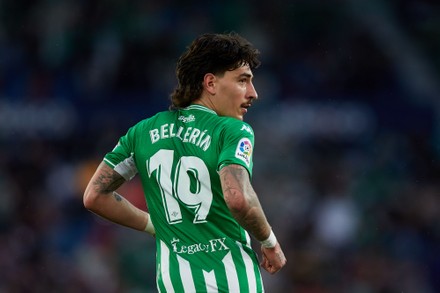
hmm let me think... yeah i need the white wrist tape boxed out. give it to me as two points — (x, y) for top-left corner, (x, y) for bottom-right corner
(260, 230), (277, 248)
(144, 214), (155, 235)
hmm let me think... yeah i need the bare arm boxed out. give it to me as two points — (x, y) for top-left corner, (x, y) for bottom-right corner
(220, 164), (271, 241)
(220, 164), (286, 274)
(83, 161), (154, 235)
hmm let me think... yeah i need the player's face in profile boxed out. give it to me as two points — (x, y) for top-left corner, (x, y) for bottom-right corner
(214, 65), (258, 120)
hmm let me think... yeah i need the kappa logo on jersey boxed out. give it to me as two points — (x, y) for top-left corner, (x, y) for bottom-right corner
(240, 124), (253, 135)
(178, 114), (195, 123)
(235, 138), (252, 167)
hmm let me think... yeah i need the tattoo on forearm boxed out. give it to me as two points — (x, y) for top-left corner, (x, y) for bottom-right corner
(92, 163), (125, 194)
(220, 165), (269, 240)
(113, 192), (123, 202)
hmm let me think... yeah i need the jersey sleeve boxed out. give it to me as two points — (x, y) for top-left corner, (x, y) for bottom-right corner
(217, 120), (255, 177)
(103, 124), (139, 181)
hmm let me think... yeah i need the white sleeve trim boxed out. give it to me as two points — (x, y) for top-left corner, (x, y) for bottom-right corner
(105, 155), (138, 181)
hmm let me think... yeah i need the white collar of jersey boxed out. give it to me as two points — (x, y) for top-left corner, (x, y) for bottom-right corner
(185, 104), (217, 115)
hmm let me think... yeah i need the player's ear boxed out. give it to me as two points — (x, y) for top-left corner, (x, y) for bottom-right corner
(203, 73), (216, 95)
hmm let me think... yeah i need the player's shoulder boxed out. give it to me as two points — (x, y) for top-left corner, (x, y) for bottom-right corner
(217, 116), (254, 137)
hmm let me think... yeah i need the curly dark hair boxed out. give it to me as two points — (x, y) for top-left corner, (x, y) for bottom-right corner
(170, 32), (261, 109)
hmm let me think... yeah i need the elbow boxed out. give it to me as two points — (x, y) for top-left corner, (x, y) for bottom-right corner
(83, 188), (99, 211)
(225, 191), (248, 214)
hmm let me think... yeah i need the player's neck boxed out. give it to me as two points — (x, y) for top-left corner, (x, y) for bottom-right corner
(193, 95), (218, 114)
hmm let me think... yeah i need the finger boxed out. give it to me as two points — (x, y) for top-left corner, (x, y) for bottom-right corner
(260, 255), (269, 269)
(267, 265), (276, 275)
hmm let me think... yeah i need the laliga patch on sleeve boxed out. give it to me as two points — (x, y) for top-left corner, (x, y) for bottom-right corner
(235, 138), (253, 167)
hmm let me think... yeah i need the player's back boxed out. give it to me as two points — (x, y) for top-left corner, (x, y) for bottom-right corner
(132, 105), (263, 292)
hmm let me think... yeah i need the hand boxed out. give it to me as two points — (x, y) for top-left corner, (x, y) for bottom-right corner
(260, 242), (286, 274)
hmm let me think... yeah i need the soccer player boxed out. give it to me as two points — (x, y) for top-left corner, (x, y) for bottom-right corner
(83, 32), (287, 292)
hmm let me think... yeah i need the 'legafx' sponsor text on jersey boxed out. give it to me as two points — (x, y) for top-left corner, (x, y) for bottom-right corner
(171, 237), (230, 255)
(149, 123), (212, 151)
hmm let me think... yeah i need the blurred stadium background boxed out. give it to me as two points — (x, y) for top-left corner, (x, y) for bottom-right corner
(1, 0), (440, 292)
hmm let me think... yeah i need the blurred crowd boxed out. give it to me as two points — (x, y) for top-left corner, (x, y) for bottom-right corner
(1, 0), (440, 292)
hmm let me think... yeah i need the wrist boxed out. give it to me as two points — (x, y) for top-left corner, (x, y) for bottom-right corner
(260, 230), (277, 248)
(144, 213), (155, 235)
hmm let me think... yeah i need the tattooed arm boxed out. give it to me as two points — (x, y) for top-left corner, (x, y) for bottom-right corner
(84, 161), (154, 235)
(220, 164), (286, 274)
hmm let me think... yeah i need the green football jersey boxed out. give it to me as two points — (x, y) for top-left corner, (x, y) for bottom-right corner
(104, 104), (264, 293)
